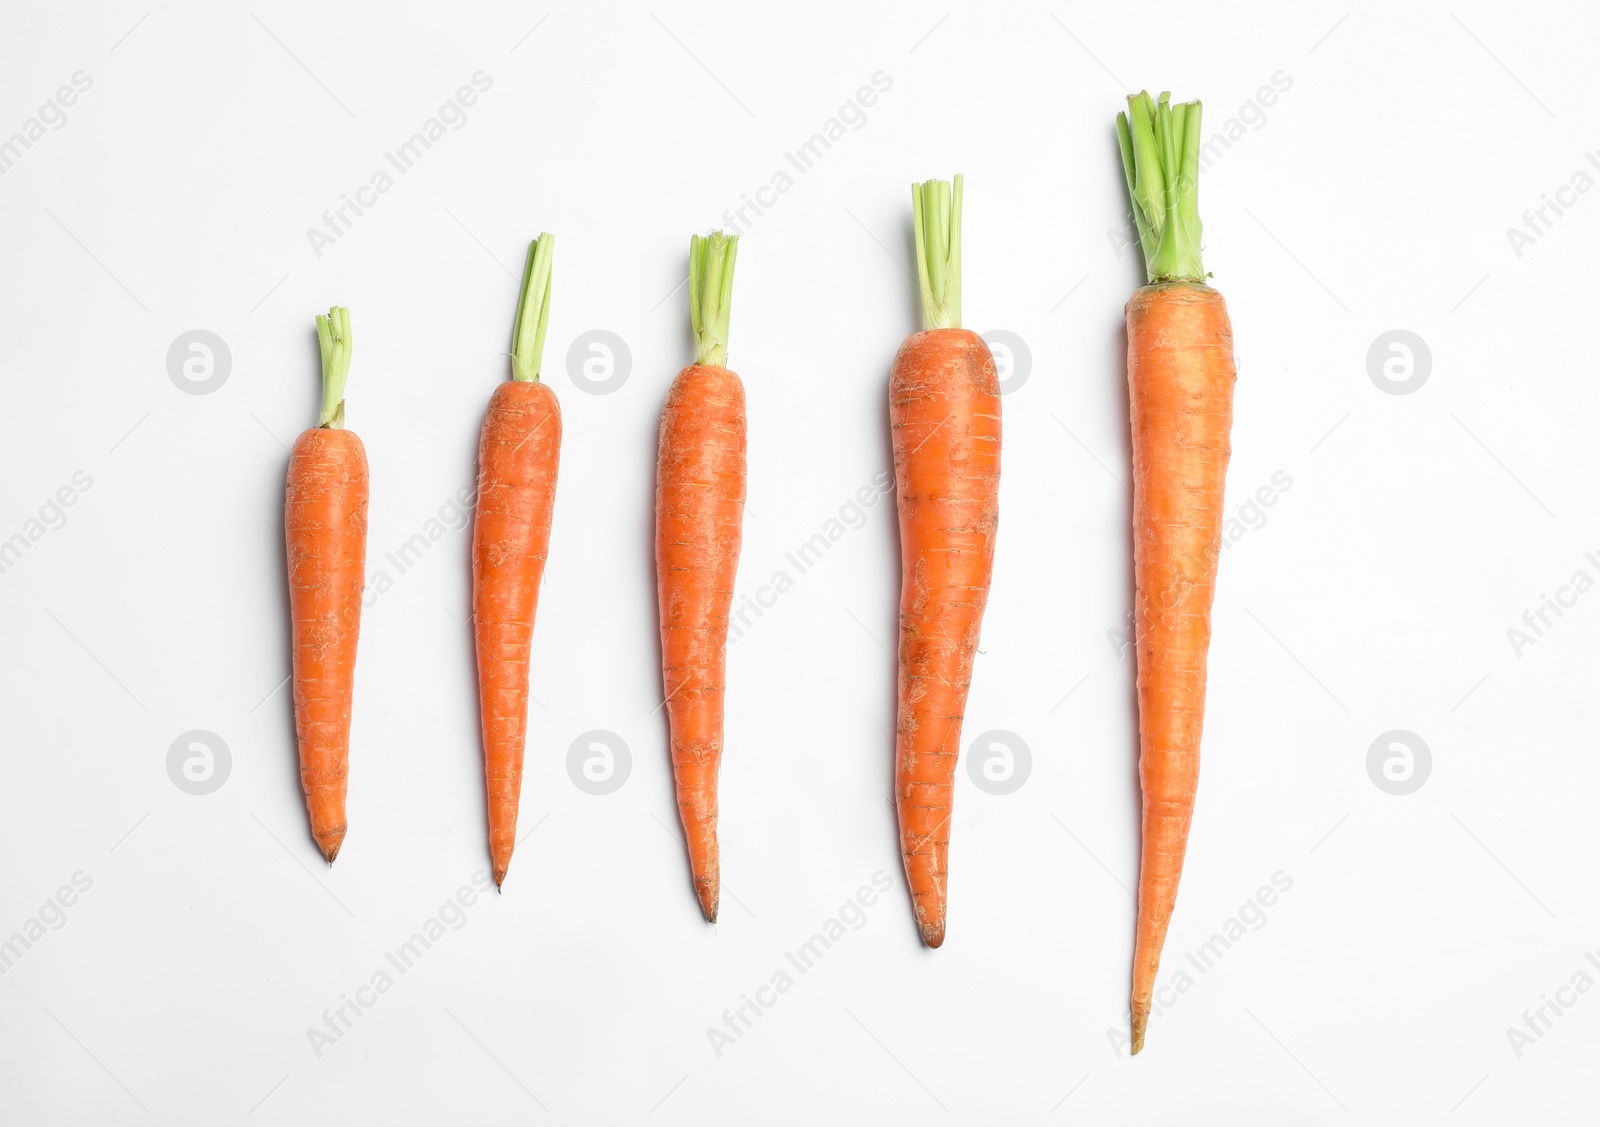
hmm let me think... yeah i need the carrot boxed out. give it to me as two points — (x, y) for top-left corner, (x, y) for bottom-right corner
(1116, 91), (1238, 1053)
(892, 175), (1001, 949)
(656, 231), (746, 923)
(473, 234), (561, 890)
(286, 306), (368, 865)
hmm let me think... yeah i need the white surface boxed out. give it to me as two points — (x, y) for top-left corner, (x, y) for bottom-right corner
(1, 1), (1595, 1122)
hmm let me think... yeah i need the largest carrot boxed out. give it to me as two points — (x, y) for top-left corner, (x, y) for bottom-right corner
(1117, 91), (1238, 1053)
(286, 306), (368, 864)
(893, 175), (1001, 948)
(474, 234), (561, 890)
(656, 232), (746, 922)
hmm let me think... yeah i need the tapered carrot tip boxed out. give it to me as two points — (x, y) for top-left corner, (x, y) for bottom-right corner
(1131, 1009), (1148, 1055)
(696, 882), (718, 924)
(912, 897), (946, 948)
(493, 867), (507, 891)
(317, 829), (344, 866)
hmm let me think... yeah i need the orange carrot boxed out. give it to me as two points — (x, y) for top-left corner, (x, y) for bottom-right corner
(893, 175), (1001, 948)
(286, 306), (368, 865)
(1117, 91), (1238, 1053)
(473, 234), (561, 890)
(656, 231), (746, 922)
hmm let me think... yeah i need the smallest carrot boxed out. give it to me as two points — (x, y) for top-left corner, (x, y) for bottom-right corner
(286, 306), (369, 864)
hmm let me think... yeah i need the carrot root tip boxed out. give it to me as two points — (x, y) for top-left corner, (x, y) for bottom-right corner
(1131, 1010), (1148, 1055)
(316, 828), (345, 866)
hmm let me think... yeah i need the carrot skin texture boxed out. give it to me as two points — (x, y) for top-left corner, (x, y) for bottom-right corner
(892, 328), (1001, 948)
(656, 364), (746, 923)
(473, 380), (561, 888)
(285, 427), (370, 864)
(1126, 283), (1236, 1051)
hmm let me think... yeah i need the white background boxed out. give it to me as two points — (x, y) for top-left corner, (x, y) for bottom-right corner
(1, 1), (1596, 1122)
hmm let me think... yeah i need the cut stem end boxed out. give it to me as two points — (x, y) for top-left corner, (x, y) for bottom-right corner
(1117, 91), (1206, 285)
(912, 174), (963, 330)
(689, 231), (738, 368)
(315, 306), (352, 428)
(511, 233), (555, 381)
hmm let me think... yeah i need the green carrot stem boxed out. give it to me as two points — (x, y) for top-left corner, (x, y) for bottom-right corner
(511, 233), (555, 381)
(1117, 91), (1206, 284)
(316, 306), (352, 429)
(912, 174), (963, 331)
(690, 231), (738, 368)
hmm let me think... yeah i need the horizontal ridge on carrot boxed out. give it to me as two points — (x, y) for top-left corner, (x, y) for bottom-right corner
(285, 306), (368, 865)
(1116, 91), (1238, 1054)
(892, 174), (1001, 948)
(656, 230), (746, 923)
(474, 233), (561, 891)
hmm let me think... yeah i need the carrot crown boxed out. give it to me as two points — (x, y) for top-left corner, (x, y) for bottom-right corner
(911, 175), (962, 330)
(315, 306), (352, 428)
(1117, 92), (1206, 284)
(511, 233), (555, 381)
(689, 231), (738, 368)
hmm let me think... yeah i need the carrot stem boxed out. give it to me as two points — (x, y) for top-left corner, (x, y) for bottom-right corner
(689, 231), (738, 367)
(1117, 92), (1205, 284)
(511, 234), (555, 382)
(911, 174), (963, 330)
(315, 306), (353, 429)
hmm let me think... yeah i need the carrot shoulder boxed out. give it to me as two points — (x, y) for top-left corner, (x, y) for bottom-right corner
(1117, 91), (1237, 1053)
(893, 176), (1001, 949)
(474, 235), (561, 890)
(286, 307), (368, 865)
(656, 231), (746, 923)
